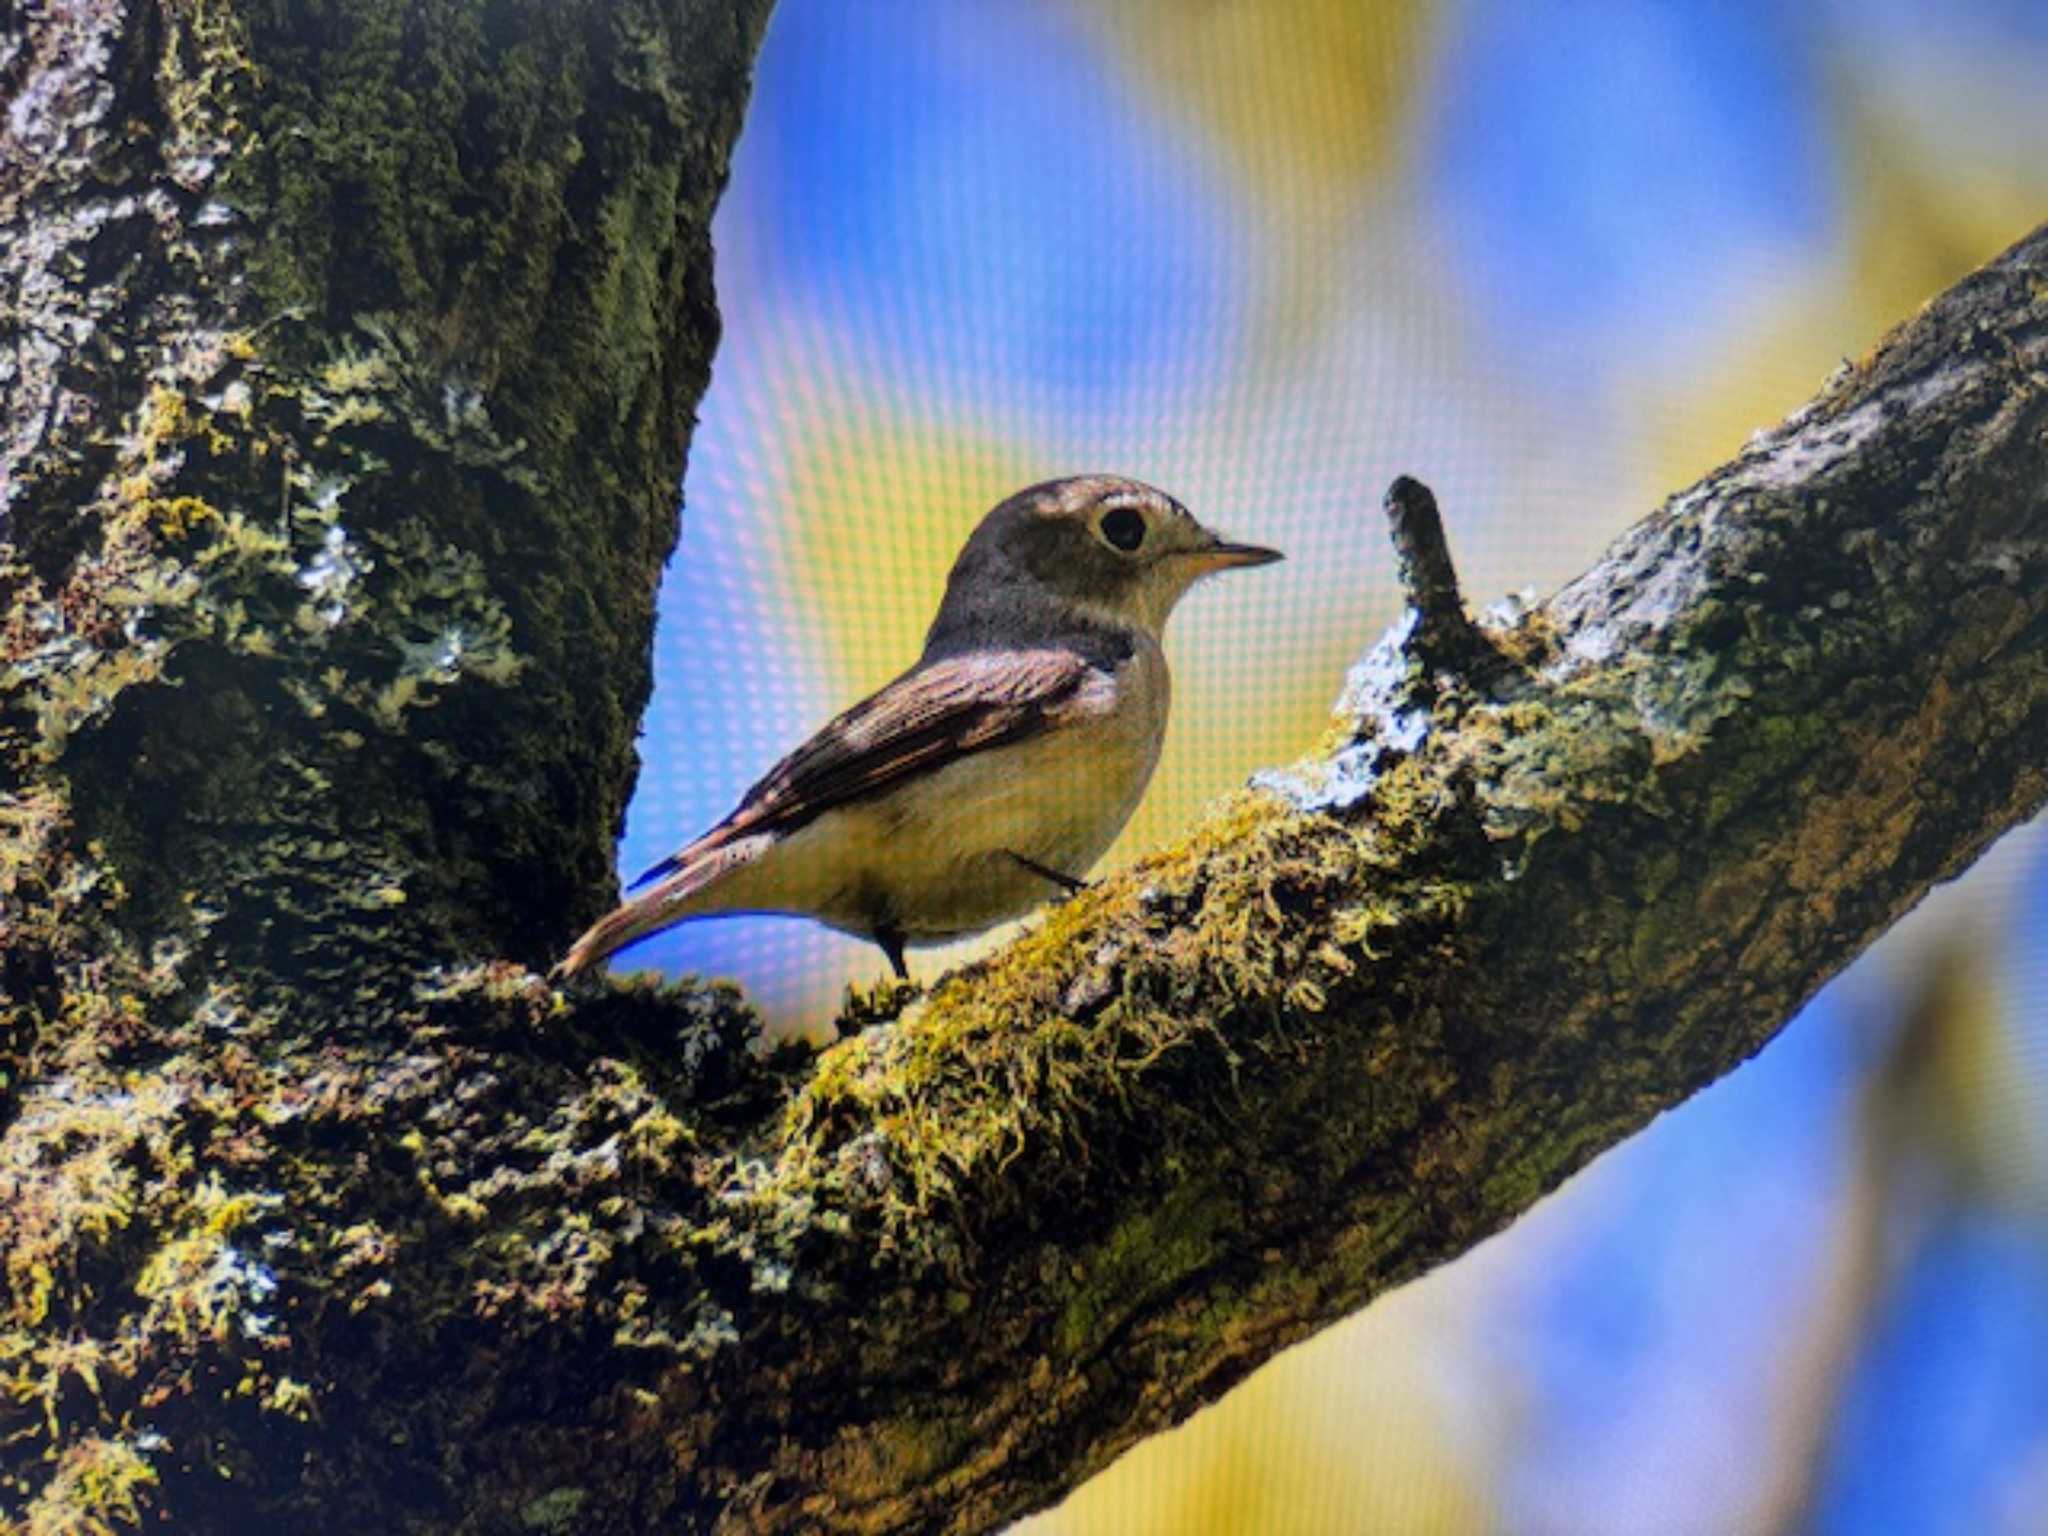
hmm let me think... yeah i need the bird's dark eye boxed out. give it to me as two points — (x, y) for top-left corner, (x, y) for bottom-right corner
(1100, 507), (1146, 552)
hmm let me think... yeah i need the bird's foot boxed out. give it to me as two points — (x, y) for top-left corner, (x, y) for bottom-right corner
(1005, 850), (1089, 899)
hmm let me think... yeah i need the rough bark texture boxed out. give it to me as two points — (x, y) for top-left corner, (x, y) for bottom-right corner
(1, 0), (768, 987)
(0, 0), (778, 1527)
(3, 3), (2046, 1532)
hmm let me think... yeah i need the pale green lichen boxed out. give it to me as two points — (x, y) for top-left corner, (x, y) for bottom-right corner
(23, 1436), (158, 1536)
(520, 1486), (589, 1532)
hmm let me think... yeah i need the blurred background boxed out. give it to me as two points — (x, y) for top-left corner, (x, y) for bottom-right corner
(618, 2), (2048, 1530)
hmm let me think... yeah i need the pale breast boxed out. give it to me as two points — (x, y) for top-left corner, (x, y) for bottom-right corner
(752, 637), (1171, 943)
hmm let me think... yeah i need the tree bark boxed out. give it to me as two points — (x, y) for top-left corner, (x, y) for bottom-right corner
(4, 5), (2047, 1533)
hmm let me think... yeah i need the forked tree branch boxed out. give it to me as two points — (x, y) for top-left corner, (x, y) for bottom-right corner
(3, 2), (2045, 1528)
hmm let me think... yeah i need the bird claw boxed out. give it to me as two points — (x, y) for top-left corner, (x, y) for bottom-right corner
(1005, 849), (1088, 898)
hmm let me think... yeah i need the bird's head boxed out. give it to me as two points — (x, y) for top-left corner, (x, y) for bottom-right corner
(935, 475), (1282, 644)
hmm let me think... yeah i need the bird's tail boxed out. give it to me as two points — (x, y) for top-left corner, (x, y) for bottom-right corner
(550, 832), (764, 980)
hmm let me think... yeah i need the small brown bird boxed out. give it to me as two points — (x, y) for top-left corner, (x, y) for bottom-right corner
(554, 475), (1281, 981)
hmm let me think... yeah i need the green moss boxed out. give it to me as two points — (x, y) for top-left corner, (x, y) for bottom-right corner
(757, 782), (1471, 1300)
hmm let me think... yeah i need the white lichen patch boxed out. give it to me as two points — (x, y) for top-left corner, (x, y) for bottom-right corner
(296, 524), (368, 630)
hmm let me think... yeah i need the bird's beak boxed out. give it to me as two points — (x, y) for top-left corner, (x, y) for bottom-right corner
(1184, 538), (1284, 574)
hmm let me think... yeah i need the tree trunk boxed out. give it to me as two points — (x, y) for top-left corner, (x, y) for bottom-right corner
(5, 4), (2047, 1533)
(1, 0), (775, 1525)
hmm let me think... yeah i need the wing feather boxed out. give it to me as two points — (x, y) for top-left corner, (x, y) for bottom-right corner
(558, 648), (1106, 978)
(630, 648), (1097, 885)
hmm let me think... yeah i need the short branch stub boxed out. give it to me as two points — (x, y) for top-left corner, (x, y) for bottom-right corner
(1383, 474), (1486, 671)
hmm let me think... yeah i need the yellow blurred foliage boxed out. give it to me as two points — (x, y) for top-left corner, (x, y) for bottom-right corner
(1889, 930), (2048, 1220)
(1629, 36), (2048, 506)
(773, 410), (1031, 706)
(1069, 0), (1434, 218)
(1021, 1279), (1494, 1536)
(1070, 0), (1437, 357)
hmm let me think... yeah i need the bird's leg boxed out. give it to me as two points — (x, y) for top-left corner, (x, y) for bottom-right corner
(1005, 850), (1087, 896)
(874, 923), (910, 982)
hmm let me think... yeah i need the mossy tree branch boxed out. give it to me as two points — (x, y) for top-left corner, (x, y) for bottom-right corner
(4, 2), (2046, 1530)
(725, 226), (2048, 1532)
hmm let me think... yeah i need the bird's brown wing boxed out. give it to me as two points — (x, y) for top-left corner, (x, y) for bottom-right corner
(628, 648), (1097, 888)
(555, 649), (1101, 978)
